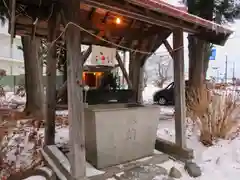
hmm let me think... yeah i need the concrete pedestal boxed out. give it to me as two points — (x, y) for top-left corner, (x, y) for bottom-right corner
(84, 104), (159, 169)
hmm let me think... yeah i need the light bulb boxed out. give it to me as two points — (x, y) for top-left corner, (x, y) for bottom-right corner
(115, 17), (121, 24)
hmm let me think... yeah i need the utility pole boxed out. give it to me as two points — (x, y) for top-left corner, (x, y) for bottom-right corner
(225, 55), (228, 83)
(232, 62), (236, 84)
(212, 67), (219, 82)
(233, 62), (235, 78)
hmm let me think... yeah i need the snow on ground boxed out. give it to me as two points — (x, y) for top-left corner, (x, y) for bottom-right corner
(4, 92), (26, 103)
(2, 85), (240, 179)
(23, 176), (46, 180)
(143, 84), (240, 180)
(0, 92), (26, 108)
(142, 84), (160, 104)
(0, 122), (104, 179)
(156, 119), (240, 180)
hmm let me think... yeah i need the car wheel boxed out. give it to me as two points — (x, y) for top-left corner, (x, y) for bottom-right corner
(158, 97), (167, 105)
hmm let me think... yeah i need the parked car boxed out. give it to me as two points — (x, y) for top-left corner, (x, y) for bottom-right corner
(153, 81), (189, 105)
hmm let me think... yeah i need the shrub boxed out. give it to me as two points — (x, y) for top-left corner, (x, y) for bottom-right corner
(186, 86), (240, 146)
(186, 84), (211, 120)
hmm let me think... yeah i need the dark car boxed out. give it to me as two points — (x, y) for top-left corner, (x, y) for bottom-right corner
(153, 81), (189, 105)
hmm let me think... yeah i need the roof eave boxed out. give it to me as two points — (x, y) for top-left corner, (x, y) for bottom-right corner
(130, 0), (234, 45)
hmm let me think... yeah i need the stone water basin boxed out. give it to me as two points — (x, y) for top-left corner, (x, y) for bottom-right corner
(84, 103), (159, 169)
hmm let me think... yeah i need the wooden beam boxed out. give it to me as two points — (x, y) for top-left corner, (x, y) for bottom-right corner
(64, 1), (86, 179)
(139, 34), (159, 66)
(88, 7), (96, 20)
(83, 46), (92, 64)
(44, 8), (59, 145)
(100, 31), (134, 89)
(163, 39), (174, 59)
(173, 28), (186, 148)
(117, 20), (136, 45)
(116, 52), (132, 88)
(60, 9), (67, 26)
(139, 30), (172, 66)
(102, 11), (110, 23)
(82, 0), (199, 33)
(15, 14), (164, 41)
(56, 48), (93, 102)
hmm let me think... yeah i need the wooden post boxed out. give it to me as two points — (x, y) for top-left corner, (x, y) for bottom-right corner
(173, 29), (186, 148)
(138, 64), (144, 103)
(129, 52), (143, 103)
(116, 52), (132, 88)
(64, 0), (86, 179)
(44, 10), (58, 145)
(62, 43), (68, 104)
(122, 51), (126, 85)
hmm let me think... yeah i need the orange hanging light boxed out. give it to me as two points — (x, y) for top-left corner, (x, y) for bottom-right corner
(115, 17), (121, 24)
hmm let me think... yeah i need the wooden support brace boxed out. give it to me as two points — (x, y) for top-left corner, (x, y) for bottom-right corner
(44, 8), (59, 145)
(116, 52), (132, 88)
(64, 1), (86, 179)
(173, 29), (186, 148)
(83, 46), (92, 64)
(163, 39), (174, 59)
(56, 47), (92, 102)
(101, 31), (133, 88)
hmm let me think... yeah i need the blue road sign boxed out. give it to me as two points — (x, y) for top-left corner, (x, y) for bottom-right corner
(209, 47), (216, 60)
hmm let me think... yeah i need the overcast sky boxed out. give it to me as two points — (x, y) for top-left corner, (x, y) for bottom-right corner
(0, 0), (240, 79)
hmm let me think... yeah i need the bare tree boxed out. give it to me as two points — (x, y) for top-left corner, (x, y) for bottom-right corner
(154, 57), (172, 88)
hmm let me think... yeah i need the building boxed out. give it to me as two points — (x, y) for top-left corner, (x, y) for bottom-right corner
(0, 57), (24, 75)
(0, 32), (24, 75)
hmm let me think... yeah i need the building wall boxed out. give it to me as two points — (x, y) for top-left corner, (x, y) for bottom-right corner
(0, 33), (23, 60)
(0, 57), (24, 75)
(0, 75), (64, 89)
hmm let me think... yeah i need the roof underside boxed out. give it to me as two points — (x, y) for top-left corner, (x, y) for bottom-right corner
(11, 0), (233, 54)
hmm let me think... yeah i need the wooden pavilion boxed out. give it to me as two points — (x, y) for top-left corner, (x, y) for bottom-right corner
(8, 0), (233, 179)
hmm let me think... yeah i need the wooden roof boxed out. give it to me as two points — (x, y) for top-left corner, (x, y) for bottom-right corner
(10, 0), (233, 55)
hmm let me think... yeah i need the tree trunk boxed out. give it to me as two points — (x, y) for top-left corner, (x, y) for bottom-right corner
(22, 36), (44, 119)
(188, 36), (205, 88)
(187, 0), (214, 84)
(188, 35), (198, 86)
(203, 43), (211, 78)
